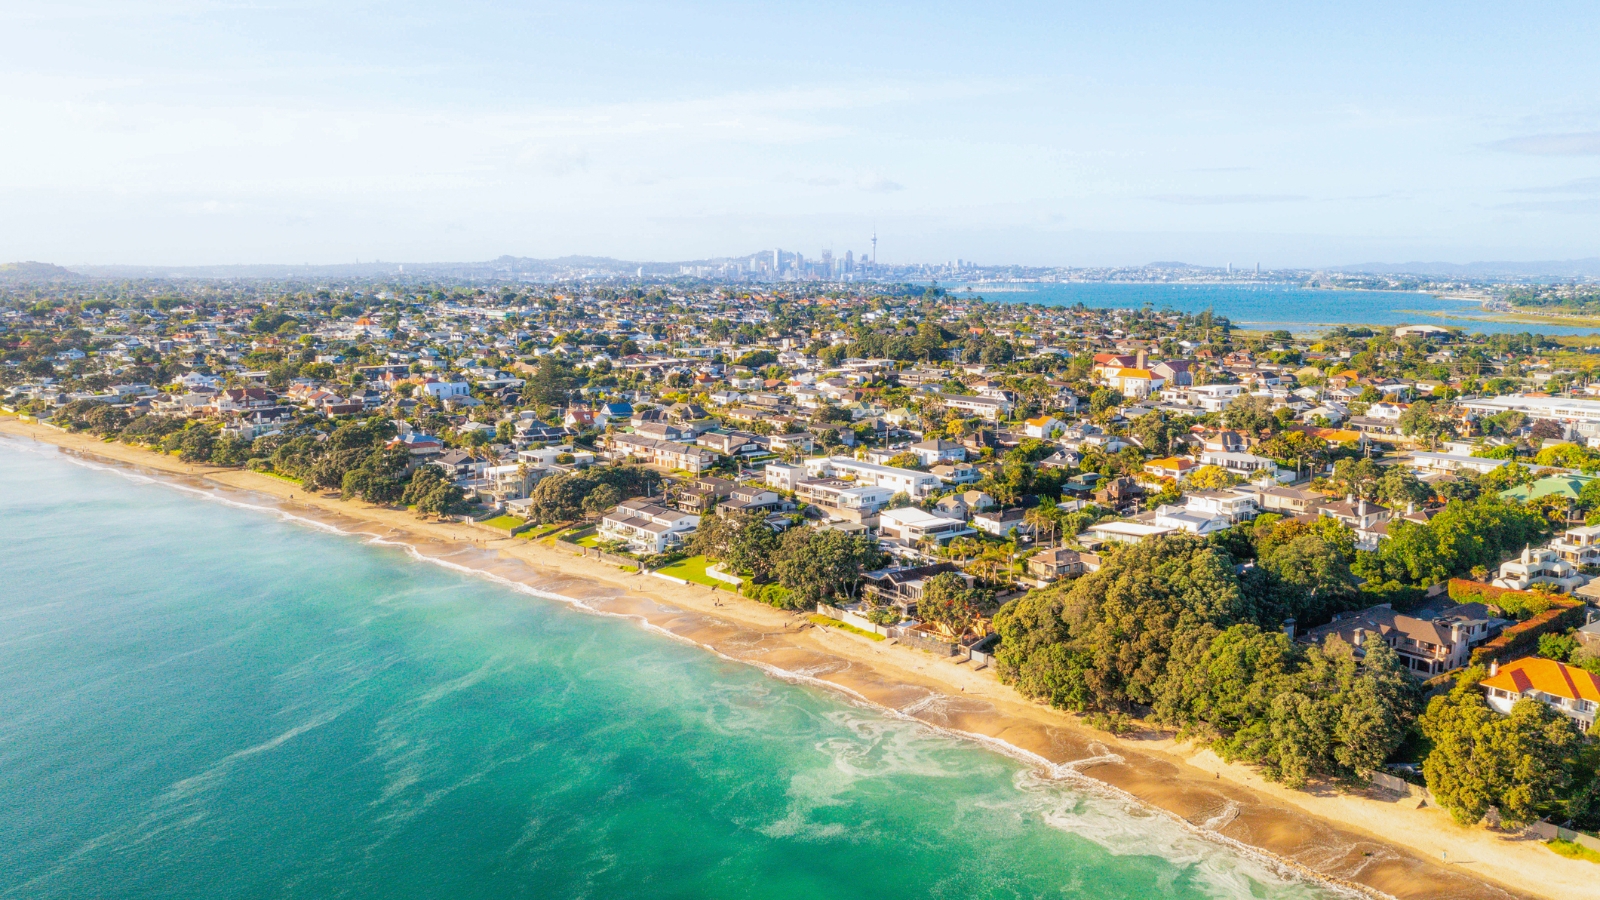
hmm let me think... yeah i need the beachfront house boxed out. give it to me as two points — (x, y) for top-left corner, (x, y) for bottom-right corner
(598, 499), (700, 555)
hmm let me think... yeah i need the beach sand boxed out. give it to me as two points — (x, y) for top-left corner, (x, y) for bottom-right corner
(2, 417), (1587, 900)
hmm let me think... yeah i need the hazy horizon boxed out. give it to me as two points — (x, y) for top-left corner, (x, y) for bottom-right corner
(3, 2), (1598, 268)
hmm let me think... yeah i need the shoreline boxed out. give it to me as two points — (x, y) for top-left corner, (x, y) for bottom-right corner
(0, 419), (1585, 900)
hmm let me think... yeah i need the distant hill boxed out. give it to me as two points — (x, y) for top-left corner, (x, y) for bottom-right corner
(1331, 258), (1600, 279)
(0, 261), (80, 282)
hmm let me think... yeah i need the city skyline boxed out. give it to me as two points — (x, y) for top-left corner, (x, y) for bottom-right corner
(2, 2), (1599, 267)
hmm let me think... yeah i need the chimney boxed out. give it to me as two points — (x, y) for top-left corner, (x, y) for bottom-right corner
(1282, 617), (1296, 641)
(1352, 626), (1364, 647)
(1136, 349), (1147, 370)
(1489, 659), (1499, 677)
(1407, 501), (1415, 515)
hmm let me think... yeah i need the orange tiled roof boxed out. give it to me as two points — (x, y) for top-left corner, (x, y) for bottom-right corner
(1146, 457), (1194, 471)
(1481, 657), (1600, 703)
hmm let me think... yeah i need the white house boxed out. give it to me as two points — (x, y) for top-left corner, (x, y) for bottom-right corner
(598, 499), (700, 555)
(1493, 545), (1586, 593)
(877, 507), (975, 546)
(803, 456), (944, 499)
(421, 380), (471, 399)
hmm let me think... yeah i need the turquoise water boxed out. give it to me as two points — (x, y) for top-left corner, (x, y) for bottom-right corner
(0, 440), (1340, 900)
(948, 281), (1598, 337)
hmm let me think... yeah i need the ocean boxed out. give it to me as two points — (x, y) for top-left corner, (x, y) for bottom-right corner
(0, 439), (1343, 900)
(946, 282), (1599, 337)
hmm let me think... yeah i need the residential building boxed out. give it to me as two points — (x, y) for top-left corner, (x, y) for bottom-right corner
(1547, 525), (1600, 569)
(934, 392), (1010, 421)
(605, 433), (718, 474)
(1493, 545), (1587, 593)
(795, 479), (895, 517)
(598, 499), (700, 554)
(1200, 449), (1278, 479)
(1481, 657), (1600, 731)
(876, 507), (975, 546)
(1086, 520), (1175, 545)
(803, 456), (944, 499)
(1152, 504), (1230, 536)
(1300, 603), (1499, 677)
(1027, 548), (1101, 582)
(906, 438), (968, 466)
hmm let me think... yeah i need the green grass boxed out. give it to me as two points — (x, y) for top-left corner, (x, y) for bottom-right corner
(518, 523), (565, 540)
(480, 515), (525, 531)
(1548, 838), (1600, 864)
(574, 534), (601, 549)
(808, 614), (886, 641)
(656, 555), (730, 588)
(258, 470), (302, 485)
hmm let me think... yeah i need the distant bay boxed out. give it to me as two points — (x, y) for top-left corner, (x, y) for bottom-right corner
(948, 281), (1600, 337)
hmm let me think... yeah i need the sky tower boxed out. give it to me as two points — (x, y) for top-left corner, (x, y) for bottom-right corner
(870, 231), (877, 266)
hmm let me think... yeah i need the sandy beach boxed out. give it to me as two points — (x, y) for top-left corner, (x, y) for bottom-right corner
(2, 417), (1589, 900)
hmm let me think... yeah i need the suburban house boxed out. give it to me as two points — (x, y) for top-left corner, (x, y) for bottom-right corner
(1022, 416), (1065, 439)
(860, 563), (973, 614)
(803, 456), (944, 499)
(1182, 490), (1258, 523)
(1152, 504), (1230, 536)
(1481, 657), (1600, 731)
(1548, 525), (1600, 569)
(1027, 548), (1101, 583)
(1299, 603), (1500, 677)
(934, 392), (1010, 421)
(877, 507), (975, 547)
(906, 439), (967, 466)
(598, 499), (701, 555)
(795, 479), (895, 520)
(1493, 545), (1587, 593)
(1200, 449), (1279, 479)
(605, 433), (718, 475)
(1086, 519), (1175, 545)
(1144, 456), (1196, 481)
(764, 461), (807, 492)
(1100, 367), (1165, 399)
(971, 507), (1034, 538)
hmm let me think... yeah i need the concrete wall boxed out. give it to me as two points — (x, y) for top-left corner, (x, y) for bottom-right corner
(1525, 820), (1600, 853)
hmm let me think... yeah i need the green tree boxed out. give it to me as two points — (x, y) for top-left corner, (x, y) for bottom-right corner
(773, 528), (885, 606)
(1420, 668), (1581, 827)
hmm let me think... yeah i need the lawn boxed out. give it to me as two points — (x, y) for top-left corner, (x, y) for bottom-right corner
(1548, 838), (1600, 864)
(807, 614), (886, 641)
(518, 523), (566, 540)
(480, 515), (525, 531)
(656, 555), (729, 588)
(574, 534), (601, 549)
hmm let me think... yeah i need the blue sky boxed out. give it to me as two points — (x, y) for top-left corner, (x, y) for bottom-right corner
(2, 1), (1598, 267)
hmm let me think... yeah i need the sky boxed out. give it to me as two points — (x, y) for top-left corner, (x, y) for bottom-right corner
(2, 1), (1599, 268)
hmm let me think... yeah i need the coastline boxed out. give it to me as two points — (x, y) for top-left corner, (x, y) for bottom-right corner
(0, 419), (1585, 900)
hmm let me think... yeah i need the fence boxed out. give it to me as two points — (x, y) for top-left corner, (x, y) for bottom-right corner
(965, 635), (1001, 669)
(816, 603), (894, 637)
(889, 626), (960, 657)
(704, 563), (744, 586)
(1524, 820), (1600, 852)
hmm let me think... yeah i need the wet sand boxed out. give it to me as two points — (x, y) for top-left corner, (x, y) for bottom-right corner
(2, 417), (1585, 900)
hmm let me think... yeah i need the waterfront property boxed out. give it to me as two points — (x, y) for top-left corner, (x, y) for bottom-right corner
(1481, 657), (1600, 731)
(598, 499), (700, 554)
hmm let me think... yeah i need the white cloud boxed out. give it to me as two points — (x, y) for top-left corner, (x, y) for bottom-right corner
(1487, 131), (1600, 156)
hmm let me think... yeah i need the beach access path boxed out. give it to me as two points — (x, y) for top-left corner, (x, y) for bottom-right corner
(1, 416), (1586, 900)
